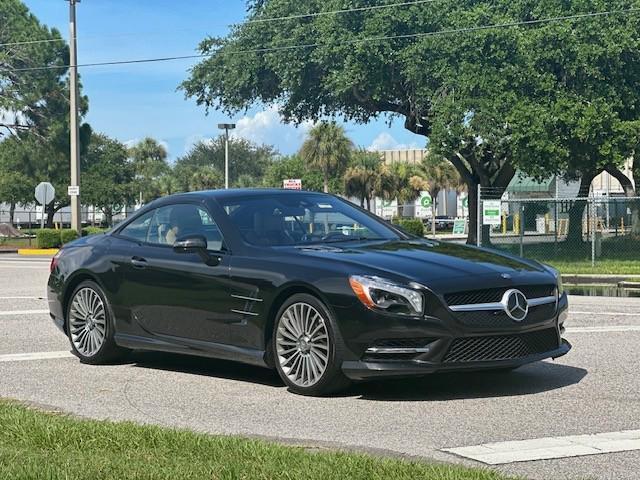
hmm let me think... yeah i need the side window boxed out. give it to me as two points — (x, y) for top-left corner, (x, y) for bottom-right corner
(119, 210), (154, 243)
(145, 203), (224, 251)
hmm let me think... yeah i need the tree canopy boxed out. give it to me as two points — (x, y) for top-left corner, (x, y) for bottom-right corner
(174, 136), (276, 191)
(82, 134), (136, 226)
(183, 0), (640, 243)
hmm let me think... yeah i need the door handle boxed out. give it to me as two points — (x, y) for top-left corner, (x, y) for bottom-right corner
(130, 256), (147, 269)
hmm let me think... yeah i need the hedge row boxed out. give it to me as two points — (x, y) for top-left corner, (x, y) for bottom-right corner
(34, 227), (108, 248)
(36, 229), (79, 249)
(392, 218), (425, 237)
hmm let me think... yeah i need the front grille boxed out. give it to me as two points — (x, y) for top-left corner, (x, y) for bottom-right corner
(445, 285), (555, 306)
(455, 303), (557, 328)
(443, 328), (559, 363)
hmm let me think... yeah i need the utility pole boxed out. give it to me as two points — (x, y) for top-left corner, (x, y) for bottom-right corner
(218, 123), (235, 189)
(68, 0), (82, 232)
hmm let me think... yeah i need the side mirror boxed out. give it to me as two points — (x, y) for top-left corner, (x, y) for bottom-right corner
(173, 235), (207, 252)
(173, 235), (220, 266)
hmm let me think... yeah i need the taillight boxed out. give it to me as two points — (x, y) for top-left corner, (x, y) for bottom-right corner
(50, 251), (62, 273)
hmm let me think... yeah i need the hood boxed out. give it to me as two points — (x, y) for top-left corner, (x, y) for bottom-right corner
(292, 240), (552, 293)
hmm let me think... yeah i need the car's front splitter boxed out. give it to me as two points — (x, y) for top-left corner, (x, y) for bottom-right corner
(341, 339), (571, 381)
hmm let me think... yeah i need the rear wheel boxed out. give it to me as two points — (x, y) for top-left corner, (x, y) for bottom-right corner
(272, 294), (350, 396)
(66, 280), (129, 364)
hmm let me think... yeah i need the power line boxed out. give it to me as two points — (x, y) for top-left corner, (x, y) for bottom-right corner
(247, 0), (438, 23)
(4, 7), (640, 74)
(0, 0), (438, 49)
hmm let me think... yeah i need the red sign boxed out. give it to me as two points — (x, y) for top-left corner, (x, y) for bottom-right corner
(283, 179), (302, 190)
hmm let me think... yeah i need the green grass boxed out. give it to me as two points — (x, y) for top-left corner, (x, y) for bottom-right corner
(489, 235), (640, 275)
(0, 400), (517, 480)
(546, 260), (640, 275)
(0, 237), (33, 249)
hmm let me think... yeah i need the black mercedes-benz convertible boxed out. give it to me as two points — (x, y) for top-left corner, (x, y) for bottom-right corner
(48, 189), (570, 395)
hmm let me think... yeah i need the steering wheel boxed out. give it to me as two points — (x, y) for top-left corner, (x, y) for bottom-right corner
(321, 232), (348, 241)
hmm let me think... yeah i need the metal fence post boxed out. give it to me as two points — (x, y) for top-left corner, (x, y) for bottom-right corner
(476, 184), (482, 247)
(591, 194), (596, 268)
(520, 203), (525, 258)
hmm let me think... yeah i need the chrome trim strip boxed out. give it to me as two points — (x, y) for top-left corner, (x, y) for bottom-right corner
(231, 294), (264, 302)
(365, 347), (431, 354)
(527, 296), (557, 307)
(449, 302), (503, 312)
(449, 295), (557, 312)
(231, 309), (259, 316)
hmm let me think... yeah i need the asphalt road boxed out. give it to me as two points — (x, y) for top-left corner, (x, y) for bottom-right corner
(1, 254), (639, 480)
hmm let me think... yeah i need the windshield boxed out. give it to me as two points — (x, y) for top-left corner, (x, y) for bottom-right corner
(221, 193), (401, 247)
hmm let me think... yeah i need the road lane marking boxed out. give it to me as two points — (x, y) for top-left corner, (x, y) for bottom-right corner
(0, 296), (44, 300)
(0, 309), (49, 316)
(571, 311), (640, 317)
(0, 351), (74, 362)
(443, 430), (640, 465)
(566, 326), (640, 333)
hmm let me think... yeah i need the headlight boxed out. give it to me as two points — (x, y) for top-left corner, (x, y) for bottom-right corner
(349, 275), (423, 316)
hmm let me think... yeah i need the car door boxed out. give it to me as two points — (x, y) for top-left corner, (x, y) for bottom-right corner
(112, 202), (233, 345)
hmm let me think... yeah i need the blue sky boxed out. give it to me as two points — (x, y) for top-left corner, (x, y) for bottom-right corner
(22, 0), (426, 161)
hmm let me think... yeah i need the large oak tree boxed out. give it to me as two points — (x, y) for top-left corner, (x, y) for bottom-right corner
(183, 0), (640, 243)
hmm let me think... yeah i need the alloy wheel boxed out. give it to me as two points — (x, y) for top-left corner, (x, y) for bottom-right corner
(69, 287), (106, 357)
(276, 302), (330, 387)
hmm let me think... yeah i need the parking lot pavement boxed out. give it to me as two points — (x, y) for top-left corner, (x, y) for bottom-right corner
(1, 254), (639, 480)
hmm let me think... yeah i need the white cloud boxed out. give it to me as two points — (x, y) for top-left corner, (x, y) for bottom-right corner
(231, 106), (313, 153)
(367, 132), (421, 152)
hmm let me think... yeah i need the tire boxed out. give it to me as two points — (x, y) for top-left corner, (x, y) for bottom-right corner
(66, 280), (129, 364)
(272, 293), (351, 396)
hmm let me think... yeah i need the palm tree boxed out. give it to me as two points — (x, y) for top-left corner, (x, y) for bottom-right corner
(375, 162), (427, 218)
(300, 122), (353, 193)
(344, 150), (381, 210)
(416, 156), (462, 235)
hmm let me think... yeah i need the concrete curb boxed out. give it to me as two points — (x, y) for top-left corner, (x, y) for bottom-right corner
(0, 249), (19, 254)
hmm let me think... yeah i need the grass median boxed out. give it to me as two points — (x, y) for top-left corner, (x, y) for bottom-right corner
(0, 400), (518, 480)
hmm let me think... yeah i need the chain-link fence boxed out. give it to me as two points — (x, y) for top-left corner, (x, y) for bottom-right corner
(0, 206), (133, 234)
(477, 187), (640, 268)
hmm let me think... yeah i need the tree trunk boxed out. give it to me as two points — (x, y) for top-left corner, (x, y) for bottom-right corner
(103, 207), (114, 228)
(396, 198), (403, 218)
(46, 203), (56, 228)
(604, 162), (639, 235)
(323, 169), (329, 193)
(365, 196), (371, 212)
(9, 202), (15, 226)
(431, 202), (436, 237)
(566, 171), (597, 245)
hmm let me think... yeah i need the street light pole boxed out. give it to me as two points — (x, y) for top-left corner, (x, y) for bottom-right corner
(68, 0), (81, 232)
(218, 123), (235, 189)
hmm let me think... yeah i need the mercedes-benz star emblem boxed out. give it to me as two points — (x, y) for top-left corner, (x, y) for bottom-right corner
(501, 289), (528, 322)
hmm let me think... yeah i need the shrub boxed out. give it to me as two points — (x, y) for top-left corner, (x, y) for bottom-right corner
(60, 229), (79, 244)
(82, 227), (107, 237)
(36, 229), (61, 249)
(393, 218), (425, 237)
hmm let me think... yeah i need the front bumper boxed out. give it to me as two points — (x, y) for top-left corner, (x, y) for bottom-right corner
(342, 338), (571, 380)
(337, 290), (570, 381)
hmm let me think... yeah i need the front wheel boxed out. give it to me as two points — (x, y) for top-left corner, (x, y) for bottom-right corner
(66, 280), (129, 364)
(272, 294), (350, 396)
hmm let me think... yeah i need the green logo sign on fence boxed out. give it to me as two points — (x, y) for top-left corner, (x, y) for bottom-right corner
(483, 200), (502, 226)
(420, 195), (432, 208)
